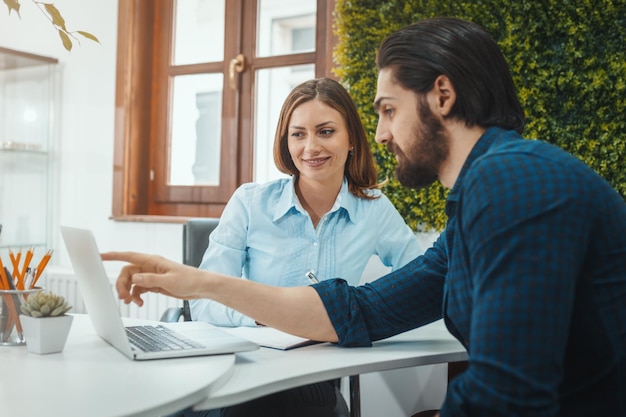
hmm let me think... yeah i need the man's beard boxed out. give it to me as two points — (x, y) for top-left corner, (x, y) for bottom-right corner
(390, 99), (448, 190)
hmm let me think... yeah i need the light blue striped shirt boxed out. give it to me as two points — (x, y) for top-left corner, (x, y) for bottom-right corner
(190, 177), (422, 326)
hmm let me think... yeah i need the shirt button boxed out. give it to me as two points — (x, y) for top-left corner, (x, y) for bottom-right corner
(313, 241), (318, 247)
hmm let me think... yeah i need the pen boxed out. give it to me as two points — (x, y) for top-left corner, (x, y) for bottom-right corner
(24, 268), (37, 290)
(305, 271), (320, 284)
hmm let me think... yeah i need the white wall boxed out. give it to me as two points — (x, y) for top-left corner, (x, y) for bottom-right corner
(0, 1), (183, 278)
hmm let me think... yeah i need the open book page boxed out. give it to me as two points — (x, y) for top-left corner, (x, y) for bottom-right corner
(223, 326), (322, 350)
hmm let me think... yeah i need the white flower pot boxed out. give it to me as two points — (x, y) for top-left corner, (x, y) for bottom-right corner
(20, 314), (74, 354)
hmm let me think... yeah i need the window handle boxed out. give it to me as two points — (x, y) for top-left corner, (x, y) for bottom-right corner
(229, 54), (245, 91)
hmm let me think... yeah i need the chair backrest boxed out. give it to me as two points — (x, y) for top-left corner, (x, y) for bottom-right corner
(167, 218), (219, 322)
(182, 218), (220, 267)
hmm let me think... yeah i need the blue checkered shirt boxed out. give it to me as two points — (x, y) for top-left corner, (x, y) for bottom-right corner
(314, 127), (626, 417)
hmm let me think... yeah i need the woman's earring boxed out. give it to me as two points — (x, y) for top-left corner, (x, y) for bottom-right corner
(349, 147), (354, 156)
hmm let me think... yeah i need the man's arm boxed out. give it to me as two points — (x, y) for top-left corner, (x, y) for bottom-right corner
(103, 251), (338, 342)
(313, 233), (448, 347)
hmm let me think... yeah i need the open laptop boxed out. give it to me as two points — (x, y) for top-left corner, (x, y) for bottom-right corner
(60, 225), (258, 360)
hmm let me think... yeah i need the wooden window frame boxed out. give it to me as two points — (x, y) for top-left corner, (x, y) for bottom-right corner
(112, 0), (336, 223)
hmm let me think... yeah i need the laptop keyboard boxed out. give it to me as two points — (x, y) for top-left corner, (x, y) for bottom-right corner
(126, 325), (204, 352)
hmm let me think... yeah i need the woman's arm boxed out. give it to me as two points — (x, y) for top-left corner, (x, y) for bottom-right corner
(374, 193), (424, 270)
(191, 185), (255, 326)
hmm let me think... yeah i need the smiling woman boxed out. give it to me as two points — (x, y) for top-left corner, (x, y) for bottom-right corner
(190, 77), (421, 327)
(181, 77), (422, 417)
(286, 99), (352, 226)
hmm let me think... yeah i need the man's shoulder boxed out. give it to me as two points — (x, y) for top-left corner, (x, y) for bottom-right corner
(468, 135), (609, 201)
(482, 136), (574, 169)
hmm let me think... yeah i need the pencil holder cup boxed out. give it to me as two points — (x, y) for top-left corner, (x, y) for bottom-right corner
(0, 287), (42, 346)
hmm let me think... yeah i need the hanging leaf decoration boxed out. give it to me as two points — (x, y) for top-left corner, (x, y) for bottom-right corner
(3, 0), (20, 15)
(58, 28), (72, 51)
(4, 0), (99, 51)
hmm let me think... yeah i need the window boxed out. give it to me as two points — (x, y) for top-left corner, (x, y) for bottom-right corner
(112, 0), (336, 221)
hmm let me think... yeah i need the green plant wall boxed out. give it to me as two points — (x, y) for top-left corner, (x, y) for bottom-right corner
(334, 0), (626, 232)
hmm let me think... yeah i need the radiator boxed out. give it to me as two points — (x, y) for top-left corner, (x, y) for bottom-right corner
(43, 269), (182, 321)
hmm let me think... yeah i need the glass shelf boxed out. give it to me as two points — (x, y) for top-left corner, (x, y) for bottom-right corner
(0, 47), (59, 258)
(0, 144), (47, 153)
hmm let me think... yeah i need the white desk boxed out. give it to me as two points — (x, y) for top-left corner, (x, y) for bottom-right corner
(194, 320), (468, 416)
(0, 317), (466, 417)
(0, 315), (235, 417)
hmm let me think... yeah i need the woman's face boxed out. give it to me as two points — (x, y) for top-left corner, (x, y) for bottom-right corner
(287, 99), (351, 186)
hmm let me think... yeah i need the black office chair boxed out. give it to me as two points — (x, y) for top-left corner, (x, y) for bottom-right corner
(160, 218), (220, 322)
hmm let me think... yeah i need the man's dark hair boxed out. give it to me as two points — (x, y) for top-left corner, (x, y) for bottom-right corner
(376, 17), (525, 133)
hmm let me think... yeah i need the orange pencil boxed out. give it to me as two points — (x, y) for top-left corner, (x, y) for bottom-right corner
(17, 247), (34, 290)
(32, 249), (53, 288)
(9, 248), (20, 280)
(0, 258), (9, 290)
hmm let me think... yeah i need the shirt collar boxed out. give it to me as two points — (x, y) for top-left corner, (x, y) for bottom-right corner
(273, 177), (356, 223)
(446, 126), (518, 214)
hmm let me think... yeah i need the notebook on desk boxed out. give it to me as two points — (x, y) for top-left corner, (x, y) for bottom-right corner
(60, 225), (258, 360)
(224, 326), (322, 350)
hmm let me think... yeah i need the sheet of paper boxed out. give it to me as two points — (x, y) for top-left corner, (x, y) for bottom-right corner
(223, 326), (322, 350)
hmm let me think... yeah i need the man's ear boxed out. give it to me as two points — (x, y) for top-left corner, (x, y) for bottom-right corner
(430, 75), (456, 117)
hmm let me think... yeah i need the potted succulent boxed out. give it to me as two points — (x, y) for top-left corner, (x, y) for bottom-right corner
(20, 290), (73, 354)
